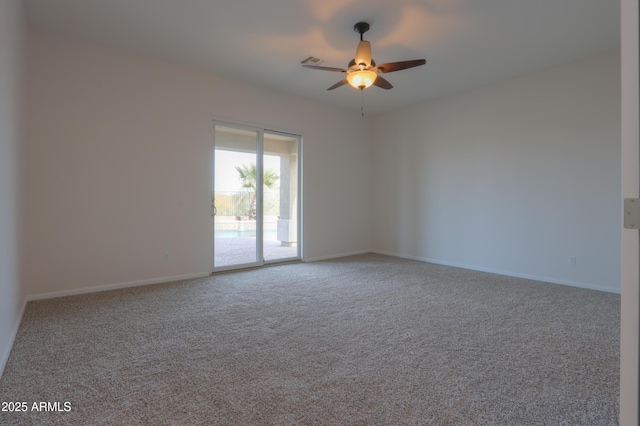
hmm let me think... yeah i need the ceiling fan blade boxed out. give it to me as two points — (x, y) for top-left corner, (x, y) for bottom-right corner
(372, 75), (393, 90)
(302, 65), (347, 73)
(376, 59), (426, 73)
(327, 79), (349, 91)
(355, 40), (372, 67)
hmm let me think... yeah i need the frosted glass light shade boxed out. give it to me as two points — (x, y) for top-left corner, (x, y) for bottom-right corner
(347, 70), (377, 89)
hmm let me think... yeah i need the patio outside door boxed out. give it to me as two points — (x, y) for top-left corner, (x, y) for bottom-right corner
(212, 122), (300, 271)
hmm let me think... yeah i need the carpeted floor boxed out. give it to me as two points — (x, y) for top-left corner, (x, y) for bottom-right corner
(0, 254), (620, 425)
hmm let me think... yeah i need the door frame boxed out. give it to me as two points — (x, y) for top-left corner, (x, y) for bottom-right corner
(620, 0), (639, 423)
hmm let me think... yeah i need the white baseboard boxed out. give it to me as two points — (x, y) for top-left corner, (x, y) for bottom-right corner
(0, 298), (27, 379)
(27, 272), (211, 301)
(371, 250), (621, 294)
(303, 249), (371, 263)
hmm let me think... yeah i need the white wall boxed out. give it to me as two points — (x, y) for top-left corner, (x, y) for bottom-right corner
(25, 30), (372, 297)
(372, 51), (621, 292)
(0, 0), (27, 376)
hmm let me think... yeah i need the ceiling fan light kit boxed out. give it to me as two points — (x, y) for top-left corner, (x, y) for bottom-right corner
(302, 21), (426, 92)
(347, 69), (377, 89)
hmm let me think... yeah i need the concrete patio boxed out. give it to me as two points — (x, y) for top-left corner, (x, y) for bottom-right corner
(214, 236), (298, 268)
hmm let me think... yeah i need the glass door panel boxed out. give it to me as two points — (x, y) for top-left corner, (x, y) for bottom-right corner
(213, 124), (261, 270)
(263, 132), (300, 262)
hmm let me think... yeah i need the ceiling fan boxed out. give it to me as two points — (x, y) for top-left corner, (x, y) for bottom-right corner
(303, 22), (426, 91)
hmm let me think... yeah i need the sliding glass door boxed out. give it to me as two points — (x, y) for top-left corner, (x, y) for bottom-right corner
(213, 124), (261, 269)
(212, 122), (300, 271)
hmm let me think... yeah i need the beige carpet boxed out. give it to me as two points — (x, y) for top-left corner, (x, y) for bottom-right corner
(0, 254), (619, 425)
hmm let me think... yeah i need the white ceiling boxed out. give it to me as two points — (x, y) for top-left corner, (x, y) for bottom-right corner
(23, 0), (620, 115)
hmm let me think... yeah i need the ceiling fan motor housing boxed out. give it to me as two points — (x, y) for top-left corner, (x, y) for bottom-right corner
(354, 22), (370, 39)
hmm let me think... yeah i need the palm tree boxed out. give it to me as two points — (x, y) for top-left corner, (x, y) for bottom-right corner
(235, 163), (279, 220)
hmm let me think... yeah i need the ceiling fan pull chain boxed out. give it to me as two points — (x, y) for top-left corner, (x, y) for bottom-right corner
(361, 89), (365, 117)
